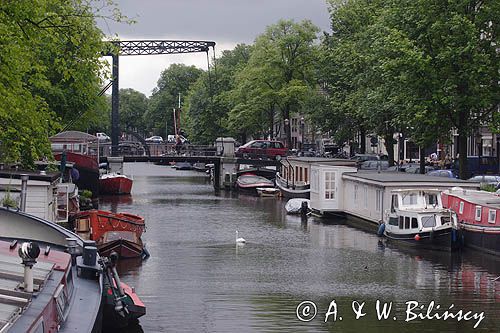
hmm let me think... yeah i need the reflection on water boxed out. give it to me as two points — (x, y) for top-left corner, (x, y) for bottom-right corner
(100, 163), (500, 333)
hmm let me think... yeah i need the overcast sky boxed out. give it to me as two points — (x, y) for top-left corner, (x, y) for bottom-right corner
(98, 0), (332, 96)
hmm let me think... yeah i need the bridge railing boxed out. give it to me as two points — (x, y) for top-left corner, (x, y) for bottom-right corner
(97, 142), (217, 157)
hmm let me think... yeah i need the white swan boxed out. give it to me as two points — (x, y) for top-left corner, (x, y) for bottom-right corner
(236, 231), (246, 244)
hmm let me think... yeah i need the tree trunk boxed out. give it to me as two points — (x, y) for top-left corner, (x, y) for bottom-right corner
(360, 127), (366, 154)
(458, 130), (469, 179)
(283, 105), (292, 148)
(384, 133), (395, 166)
(419, 146), (426, 174)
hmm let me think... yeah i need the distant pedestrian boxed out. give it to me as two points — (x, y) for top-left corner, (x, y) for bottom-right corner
(175, 135), (182, 155)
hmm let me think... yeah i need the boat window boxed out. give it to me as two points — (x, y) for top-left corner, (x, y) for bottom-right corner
(304, 168), (308, 183)
(28, 318), (44, 333)
(65, 269), (74, 299)
(421, 215), (436, 228)
(299, 167), (303, 182)
(54, 284), (69, 322)
(311, 169), (319, 192)
(404, 216), (410, 229)
(391, 195), (399, 213)
(475, 206), (482, 221)
(295, 166), (299, 182)
(488, 209), (496, 224)
(324, 171), (335, 200)
(441, 216), (451, 225)
(402, 193), (417, 205)
(389, 217), (398, 226)
(398, 216), (404, 229)
(426, 194), (438, 206)
(459, 201), (464, 214)
(411, 217), (418, 228)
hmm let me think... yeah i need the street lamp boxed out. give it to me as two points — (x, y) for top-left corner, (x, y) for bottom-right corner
(284, 118), (289, 148)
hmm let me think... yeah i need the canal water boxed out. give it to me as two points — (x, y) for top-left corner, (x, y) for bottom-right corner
(100, 163), (499, 333)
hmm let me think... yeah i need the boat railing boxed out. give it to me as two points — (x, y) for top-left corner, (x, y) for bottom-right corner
(280, 158), (295, 189)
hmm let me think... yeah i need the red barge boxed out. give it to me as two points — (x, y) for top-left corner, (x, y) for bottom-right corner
(75, 210), (148, 259)
(442, 188), (500, 256)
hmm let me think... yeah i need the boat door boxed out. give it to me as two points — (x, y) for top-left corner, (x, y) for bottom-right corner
(323, 170), (339, 209)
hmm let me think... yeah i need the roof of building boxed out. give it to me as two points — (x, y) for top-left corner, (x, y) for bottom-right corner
(343, 171), (479, 186)
(0, 169), (60, 182)
(288, 157), (356, 165)
(49, 131), (97, 142)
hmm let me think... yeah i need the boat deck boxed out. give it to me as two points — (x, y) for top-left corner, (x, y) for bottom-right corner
(0, 248), (54, 331)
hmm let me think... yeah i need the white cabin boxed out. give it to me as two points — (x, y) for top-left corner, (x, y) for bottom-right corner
(0, 170), (73, 223)
(310, 168), (480, 224)
(310, 164), (357, 213)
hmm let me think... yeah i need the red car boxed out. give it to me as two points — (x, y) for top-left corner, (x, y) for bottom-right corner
(235, 140), (288, 160)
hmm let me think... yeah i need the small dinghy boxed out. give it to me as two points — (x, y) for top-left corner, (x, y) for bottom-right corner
(285, 198), (311, 214)
(236, 173), (274, 195)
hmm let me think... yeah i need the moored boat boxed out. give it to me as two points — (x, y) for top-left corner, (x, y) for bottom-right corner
(236, 173), (274, 194)
(51, 131), (100, 197)
(381, 189), (462, 251)
(99, 173), (133, 195)
(285, 198), (311, 214)
(174, 162), (193, 170)
(74, 210), (148, 259)
(256, 187), (280, 197)
(0, 207), (146, 331)
(441, 188), (500, 256)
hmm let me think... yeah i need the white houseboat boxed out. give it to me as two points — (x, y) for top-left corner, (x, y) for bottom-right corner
(277, 157), (356, 198)
(0, 170), (77, 223)
(310, 168), (480, 223)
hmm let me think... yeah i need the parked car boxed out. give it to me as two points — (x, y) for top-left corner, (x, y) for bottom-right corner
(145, 135), (164, 143)
(359, 160), (389, 170)
(96, 132), (110, 142)
(427, 169), (458, 178)
(352, 154), (379, 167)
(167, 134), (189, 144)
(235, 140), (288, 160)
(468, 175), (500, 188)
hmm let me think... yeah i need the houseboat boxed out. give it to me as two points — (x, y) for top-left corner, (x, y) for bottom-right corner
(382, 189), (462, 251)
(0, 207), (146, 331)
(310, 167), (480, 224)
(50, 131), (100, 197)
(0, 169), (78, 224)
(441, 188), (500, 256)
(0, 207), (103, 332)
(276, 157), (356, 198)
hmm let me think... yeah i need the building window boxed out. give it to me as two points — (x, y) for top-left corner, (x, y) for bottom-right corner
(488, 209), (496, 224)
(325, 171), (335, 200)
(459, 201), (464, 214)
(475, 206), (482, 221)
(375, 189), (382, 212)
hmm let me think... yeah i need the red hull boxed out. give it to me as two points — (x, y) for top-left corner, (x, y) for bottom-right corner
(98, 238), (144, 259)
(54, 151), (98, 171)
(99, 174), (133, 195)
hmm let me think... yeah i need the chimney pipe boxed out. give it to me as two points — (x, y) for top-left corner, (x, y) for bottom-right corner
(20, 174), (29, 212)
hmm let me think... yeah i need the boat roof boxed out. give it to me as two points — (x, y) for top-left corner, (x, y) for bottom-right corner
(0, 239), (68, 331)
(50, 131), (97, 143)
(0, 170), (60, 183)
(288, 157), (356, 165)
(445, 188), (500, 209)
(391, 188), (443, 193)
(343, 171), (480, 187)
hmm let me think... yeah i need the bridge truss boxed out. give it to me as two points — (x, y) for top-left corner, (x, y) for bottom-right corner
(106, 40), (216, 156)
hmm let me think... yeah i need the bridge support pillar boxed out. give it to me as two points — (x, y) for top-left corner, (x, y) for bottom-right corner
(215, 157), (239, 190)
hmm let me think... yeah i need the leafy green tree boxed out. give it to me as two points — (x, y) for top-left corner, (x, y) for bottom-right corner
(119, 88), (148, 135)
(145, 64), (202, 138)
(229, 20), (320, 147)
(0, 0), (124, 167)
(186, 44), (252, 144)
